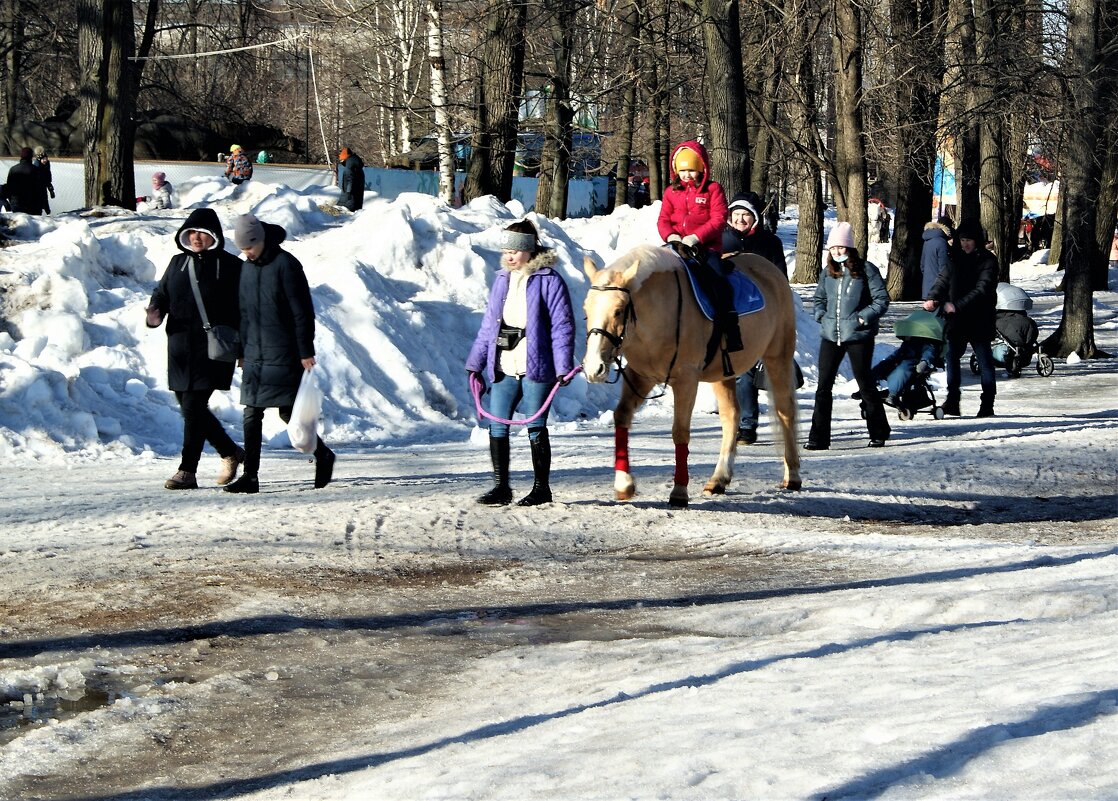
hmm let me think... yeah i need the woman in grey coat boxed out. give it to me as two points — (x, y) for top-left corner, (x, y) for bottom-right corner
(806, 222), (891, 450)
(223, 214), (335, 493)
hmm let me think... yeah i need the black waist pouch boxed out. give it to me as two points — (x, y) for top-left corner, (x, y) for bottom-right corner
(497, 324), (525, 350)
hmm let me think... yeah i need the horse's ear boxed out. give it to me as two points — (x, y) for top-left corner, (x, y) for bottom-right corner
(621, 260), (641, 284)
(583, 256), (599, 282)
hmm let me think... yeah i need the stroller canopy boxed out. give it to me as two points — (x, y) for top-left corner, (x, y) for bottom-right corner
(996, 282), (1033, 311)
(893, 309), (946, 341)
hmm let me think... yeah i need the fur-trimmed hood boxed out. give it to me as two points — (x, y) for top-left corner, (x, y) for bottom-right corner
(175, 207), (226, 253)
(510, 247), (558, 276)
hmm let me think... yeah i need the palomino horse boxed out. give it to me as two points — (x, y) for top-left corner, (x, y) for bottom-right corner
(583, 244), (801, 506)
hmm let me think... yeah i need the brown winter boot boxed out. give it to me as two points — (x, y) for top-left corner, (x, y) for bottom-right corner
(164, 470), (198, 490)
(216, 448), (245, 485)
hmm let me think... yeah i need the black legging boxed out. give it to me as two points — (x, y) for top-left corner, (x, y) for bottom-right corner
(242, 405), (329, 478)
(808, 338), (891, 447)
(175, 389), (238, 473)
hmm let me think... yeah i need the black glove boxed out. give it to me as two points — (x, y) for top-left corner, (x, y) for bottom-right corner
(468, 370), (485, 390)
(667, 239), (689, 258)
(558, 373), (573, 387)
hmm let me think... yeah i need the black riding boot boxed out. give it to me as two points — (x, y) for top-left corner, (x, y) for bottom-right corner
(478, 435), (512, 505)
(722, 309), (743, 352)
(518, 429), (552, 506)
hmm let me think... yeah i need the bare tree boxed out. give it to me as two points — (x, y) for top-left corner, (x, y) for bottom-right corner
(77, 0), (135, 207)
(463, 0), (526, 202)
(536, 0), (577, 218)
(1042, 0), (1115, 359)
(698, 0), (748, 193)
(0, 0), (23, 134)
(945, 0), (980, 224)
(885, 0), (947, 300)
(609, 0), (639, 211)
(785, 0), (825, 284)
(831, 0), (869, 250)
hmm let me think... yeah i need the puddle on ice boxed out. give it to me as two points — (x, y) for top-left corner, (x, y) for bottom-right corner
(0, 687), (117, 742)
(0, 674), (191, 745)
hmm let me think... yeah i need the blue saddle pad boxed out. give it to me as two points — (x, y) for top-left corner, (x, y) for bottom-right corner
(674, 252), (766, 320)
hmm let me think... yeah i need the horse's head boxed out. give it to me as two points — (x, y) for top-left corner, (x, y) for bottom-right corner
(582, 255), (640, 383)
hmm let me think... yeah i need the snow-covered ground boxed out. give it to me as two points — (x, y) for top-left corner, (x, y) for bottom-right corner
(0, 175), (1115, 800)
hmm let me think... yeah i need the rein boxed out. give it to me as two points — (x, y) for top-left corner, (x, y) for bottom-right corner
(587, 271), (683, 401)
(470, 367), (583, 426)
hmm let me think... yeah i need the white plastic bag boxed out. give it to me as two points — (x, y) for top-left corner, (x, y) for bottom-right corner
(287, 370), (323, 454)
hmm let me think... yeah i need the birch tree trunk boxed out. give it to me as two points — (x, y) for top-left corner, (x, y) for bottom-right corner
(831, 0), (868, 251)
(426, 0), (454, 203)
(77, 0), (136, 209)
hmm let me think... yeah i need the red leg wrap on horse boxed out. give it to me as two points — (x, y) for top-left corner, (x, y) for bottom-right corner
(614, 427), (630, 473)
(674, 443), (689, 486)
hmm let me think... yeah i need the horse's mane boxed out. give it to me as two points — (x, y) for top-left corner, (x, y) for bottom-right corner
(600, 244), (680, 291)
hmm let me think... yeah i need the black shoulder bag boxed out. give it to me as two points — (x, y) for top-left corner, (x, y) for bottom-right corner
(187, 260), (240, 362)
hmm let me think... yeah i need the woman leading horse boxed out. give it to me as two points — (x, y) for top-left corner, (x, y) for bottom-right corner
(582, 244), (801, 506)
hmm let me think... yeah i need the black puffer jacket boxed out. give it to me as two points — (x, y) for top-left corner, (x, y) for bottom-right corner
(148, 208), (242, 391)
(927, 245), (998, 341)
(238, 222), (316, 408)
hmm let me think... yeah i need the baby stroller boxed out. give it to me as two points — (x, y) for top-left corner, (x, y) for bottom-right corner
(970, 283), (1054, 378)
(859, 310), (947, 421)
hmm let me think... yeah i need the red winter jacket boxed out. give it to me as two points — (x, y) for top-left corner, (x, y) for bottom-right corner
(656, 140), (728, 253)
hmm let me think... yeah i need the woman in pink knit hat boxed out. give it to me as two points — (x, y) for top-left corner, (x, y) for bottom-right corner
(805, 221), (891, 450)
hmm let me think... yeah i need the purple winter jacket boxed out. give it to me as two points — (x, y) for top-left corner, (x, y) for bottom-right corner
(466, 249), (576, 383)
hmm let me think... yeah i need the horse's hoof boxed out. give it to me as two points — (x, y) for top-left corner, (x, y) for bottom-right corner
(615, 487), (636, 501)
(781, 480), (803, 491)
(702, 483), (726, 496)
(669, 487), (689, 507)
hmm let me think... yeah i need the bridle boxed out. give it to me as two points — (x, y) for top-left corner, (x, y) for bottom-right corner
(585, 272), (683, 397)
(586, 284), (634, 382)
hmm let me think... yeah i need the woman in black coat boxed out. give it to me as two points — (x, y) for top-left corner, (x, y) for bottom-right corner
(223, 213), (334, 493)
(146, 207), (244, 489)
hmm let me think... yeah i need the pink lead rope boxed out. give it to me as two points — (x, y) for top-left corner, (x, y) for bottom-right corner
(470, 367), (583, 426)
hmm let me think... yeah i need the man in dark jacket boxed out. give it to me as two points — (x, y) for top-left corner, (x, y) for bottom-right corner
(224, 213), (335, 493)
(920, 220), (952, 298)
(6, 147), (46, 214)
(722, 193), (786, 444)
(923, 218), (998, 417)
(337, 147), (365, 212)
(146, 208), (244, 489)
